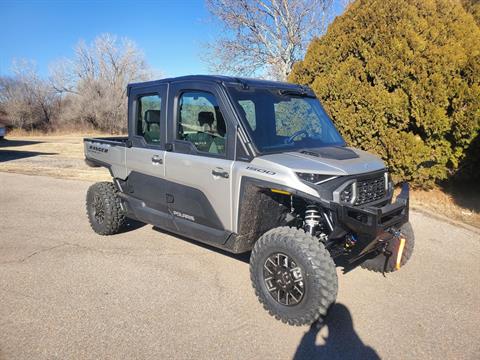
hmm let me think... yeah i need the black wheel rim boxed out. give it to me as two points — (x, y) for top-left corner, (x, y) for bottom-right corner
(263, 252), (305, 306)
(92, 194), (105, 224)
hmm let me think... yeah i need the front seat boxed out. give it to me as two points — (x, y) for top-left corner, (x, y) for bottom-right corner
(188, 111), (215, 152)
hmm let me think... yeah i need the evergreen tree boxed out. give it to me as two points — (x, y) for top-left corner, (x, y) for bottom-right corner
(290, 0), (480, 188)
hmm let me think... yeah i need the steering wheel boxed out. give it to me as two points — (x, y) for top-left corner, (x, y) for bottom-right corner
(285, 129), (308, 144)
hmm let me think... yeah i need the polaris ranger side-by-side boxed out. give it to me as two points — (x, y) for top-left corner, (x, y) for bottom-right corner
(84, 75), (414, 326)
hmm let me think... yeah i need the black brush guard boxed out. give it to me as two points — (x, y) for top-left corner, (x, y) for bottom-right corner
(329, 183), (409, 262)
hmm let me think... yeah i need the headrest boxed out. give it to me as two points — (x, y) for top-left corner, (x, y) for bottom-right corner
(145, 110), (160, 124)
(198, 111), (214, 126)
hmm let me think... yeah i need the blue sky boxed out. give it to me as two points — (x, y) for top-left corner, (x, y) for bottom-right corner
(0, 0), (345, 78)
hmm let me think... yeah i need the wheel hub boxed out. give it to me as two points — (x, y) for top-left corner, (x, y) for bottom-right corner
(263, 253), (305, 306)
(274, 269), (293, 290)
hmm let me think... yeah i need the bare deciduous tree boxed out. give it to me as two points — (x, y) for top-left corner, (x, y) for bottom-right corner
(0, 59), (58, 130)
(51, 33), (152, 133)
(204, 0), (333, 80)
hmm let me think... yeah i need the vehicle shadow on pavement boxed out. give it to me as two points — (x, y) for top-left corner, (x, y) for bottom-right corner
(293, 303), (380, 360)
(119, 218), (147, 234)
(334, 256), (370, 274)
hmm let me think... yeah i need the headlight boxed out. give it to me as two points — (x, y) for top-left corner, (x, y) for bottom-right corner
(340, 183), (354, 203)
(333, 180), (357, 204)
(296, 172), (335, 184)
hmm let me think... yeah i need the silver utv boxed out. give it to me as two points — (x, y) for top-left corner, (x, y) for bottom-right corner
(84, 75), (413, 326)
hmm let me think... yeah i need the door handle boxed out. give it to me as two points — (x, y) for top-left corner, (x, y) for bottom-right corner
(212, 168), (229, 179)
(151, 155), (163, 164)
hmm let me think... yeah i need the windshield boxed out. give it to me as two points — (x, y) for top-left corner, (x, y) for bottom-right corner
(228, 86), (345, 154)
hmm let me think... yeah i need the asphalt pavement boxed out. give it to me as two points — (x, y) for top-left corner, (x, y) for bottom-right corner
(0, 172), (479, 359)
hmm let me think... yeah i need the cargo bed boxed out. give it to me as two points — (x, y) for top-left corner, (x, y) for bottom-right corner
(84, 137), (129, 178)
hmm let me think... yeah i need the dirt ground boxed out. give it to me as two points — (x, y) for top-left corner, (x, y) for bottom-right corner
(0, 135), (478, 228)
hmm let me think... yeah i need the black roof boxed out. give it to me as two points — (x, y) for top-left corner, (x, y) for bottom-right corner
(128, 74), (307, 91)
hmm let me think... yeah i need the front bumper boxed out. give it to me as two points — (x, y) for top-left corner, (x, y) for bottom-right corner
(331, 183), (409, 238)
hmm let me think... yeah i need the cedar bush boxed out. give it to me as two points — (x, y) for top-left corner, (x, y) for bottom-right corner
(289, 0), (480, 188)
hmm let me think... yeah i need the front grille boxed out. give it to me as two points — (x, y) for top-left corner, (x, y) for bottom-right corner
(354, 176), (386, 205)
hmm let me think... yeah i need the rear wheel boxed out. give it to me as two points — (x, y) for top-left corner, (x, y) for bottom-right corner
(86, 182), (125, 235)
(360, 222), (415, 273)
(250, 227), (338, 326)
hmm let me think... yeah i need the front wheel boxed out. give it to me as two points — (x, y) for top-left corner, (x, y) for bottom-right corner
(250, 227), (338, 326)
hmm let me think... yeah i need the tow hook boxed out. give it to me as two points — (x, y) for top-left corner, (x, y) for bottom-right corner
(382, 247), (392, 277)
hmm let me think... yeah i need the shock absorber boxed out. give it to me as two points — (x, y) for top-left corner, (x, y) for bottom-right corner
(304, 205), (321, 236)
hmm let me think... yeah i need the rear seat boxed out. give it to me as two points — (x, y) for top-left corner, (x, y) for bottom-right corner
(143, 109), (160, 144)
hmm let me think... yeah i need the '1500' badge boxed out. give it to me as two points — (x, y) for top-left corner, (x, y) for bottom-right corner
(246, 166), (276, 175)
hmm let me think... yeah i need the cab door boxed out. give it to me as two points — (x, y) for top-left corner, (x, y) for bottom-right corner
(124, 84), (174, 229)
(164, 81), (236, 244)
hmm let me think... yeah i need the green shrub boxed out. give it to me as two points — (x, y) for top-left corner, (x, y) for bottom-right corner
(289, 0), (480, 188)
